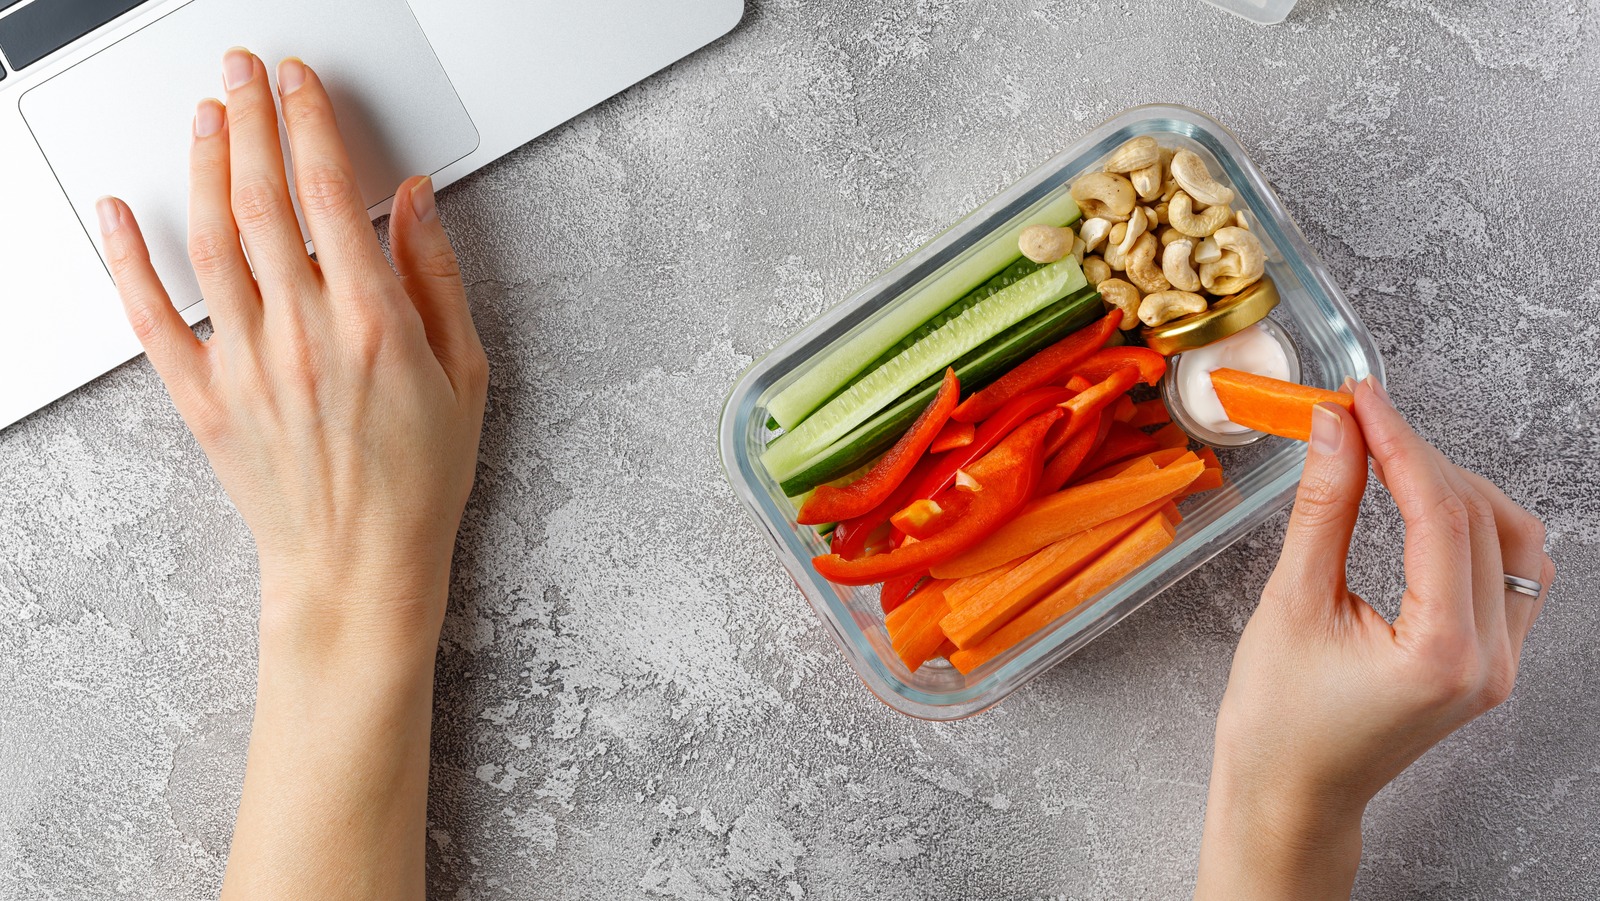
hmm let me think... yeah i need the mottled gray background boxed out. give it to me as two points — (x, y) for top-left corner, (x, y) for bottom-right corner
(2, 0), (1597, 898)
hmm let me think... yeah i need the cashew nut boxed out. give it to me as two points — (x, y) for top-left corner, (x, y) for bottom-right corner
(1124, 232), (1169, 295)
(1131, 162), (1164, 201)
(1082, 255), (1112, 286)
(1104, 136), (1161, 174)
(1070, 171), (1136, 222)
(1098, 278), (1142, 330)
(1072, 235), (1087, 263)
(1018, 224), (1075, 264)
(1234, 209), (1252, 231)
(1103, 226), (1129, 271)
(1116, 207), (1148, 258)
(1200, 254), (1262, 296)
(1168, 190), (1233, 238)
(1138, 290), (1208, 327)
(1162, 237), (1202, 293)
(1193, 235), (1222, 264)
(1158, 225), (1183, 245)
(1078, 217), (1114, 254)
(1200, 226), (1267, 294)
(1152, 201), (1169, 226)
(1169, 149), (1235, 207)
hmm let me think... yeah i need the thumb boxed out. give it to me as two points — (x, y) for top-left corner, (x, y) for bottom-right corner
(391, 176), (485, 392)
(1267, 400), (1370, 611)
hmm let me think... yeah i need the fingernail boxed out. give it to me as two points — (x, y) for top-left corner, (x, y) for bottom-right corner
(223, 48), (255, 90)
(96, 197), (123, 236)
(277, 57), (307, 95)
(1340, 376), (1357, 394)
(194, 99), (224, 138)
(1363, 375), (1392, 406)
(1310, 403), (1343, 456)
(411, 176), (437, 223)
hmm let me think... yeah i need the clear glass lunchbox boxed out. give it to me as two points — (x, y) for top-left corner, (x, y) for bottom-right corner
(719, 104), (1382, 719)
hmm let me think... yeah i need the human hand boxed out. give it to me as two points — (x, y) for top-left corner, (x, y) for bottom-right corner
(96, 52), (487, 651)
(1195, 377), (1554, 900)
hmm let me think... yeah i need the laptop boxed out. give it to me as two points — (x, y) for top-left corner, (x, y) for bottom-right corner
(0, 0), (743, 429)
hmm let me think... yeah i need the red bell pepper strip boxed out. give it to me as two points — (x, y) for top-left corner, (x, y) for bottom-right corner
(1074, 346), (1167, 386)
(950, 310), (1120, 423)
(797, 369), (960, 525)
(890, 498), (946, 540)
(880, 570), (927, 614)
(1111, 394), (1136, 423)
(1039, 409), (1112, 494)
(906, 387), (1073, 501)
(1065, 374), (1092, 393)
(1077, 422), (1162, 475)
(829, 385), (1075, 558)
(928, 420), (975, 454)
(1060, 366), (1141, 433)
(812, 411), (1060, 585)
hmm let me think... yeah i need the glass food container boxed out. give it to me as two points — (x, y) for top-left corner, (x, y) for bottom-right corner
(719, 104), (1382, 720)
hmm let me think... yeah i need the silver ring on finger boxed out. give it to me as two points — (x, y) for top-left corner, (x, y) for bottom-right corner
(1504, 573), (1543, 599)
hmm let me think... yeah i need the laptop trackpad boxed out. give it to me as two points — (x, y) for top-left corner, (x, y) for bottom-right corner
(20, 0), (479, 312)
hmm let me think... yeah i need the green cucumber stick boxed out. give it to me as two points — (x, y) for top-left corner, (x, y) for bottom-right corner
(764, 191), (1081, 431)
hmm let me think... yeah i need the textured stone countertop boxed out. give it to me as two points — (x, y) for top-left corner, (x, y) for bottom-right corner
(3, 1), (1597, 898)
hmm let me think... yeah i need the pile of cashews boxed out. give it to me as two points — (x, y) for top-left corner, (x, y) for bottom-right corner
(1016, 136), (1267, 333)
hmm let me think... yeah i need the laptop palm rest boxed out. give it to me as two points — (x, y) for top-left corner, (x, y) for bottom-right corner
(19, 0), (480, 313)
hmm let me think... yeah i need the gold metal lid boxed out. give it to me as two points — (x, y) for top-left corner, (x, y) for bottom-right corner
(1140, 278), (1280, 356)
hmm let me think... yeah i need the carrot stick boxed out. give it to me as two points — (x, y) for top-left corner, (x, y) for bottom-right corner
(929, 461), (1205, 579)
(886, 578), (945, 636)
(949, 514), (1176, 674)
(1184, 467), (1226, 495)
(943, 558), (1027, 609)
(1073, 447), (1191, 484)
(1128, 398), (1171, 429)
(1152, 421), (1189, 450)
(940, 498), (1172, 649)
(1210, 368), (1355, 441)
(891, 582), (953, 672)
(1077, 422), (1161, 475)
(934, 640), (957, 660)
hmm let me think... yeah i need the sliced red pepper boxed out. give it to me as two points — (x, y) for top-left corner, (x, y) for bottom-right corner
(1038, 409), (1112, 494)
(880, 571), (927, 614)
(950, 310), (1120, 423)
(812, 411), (1060, 585)
(1065, 374), (1093, 393)
(1078, 422), (1162, 475)
(1111, 394), (1136, 423)
(928, 420), (975, 454)
(797, 369), (960, 525)
(1060, 366), (1141, 433)
(830, 385), (1074, 558)
(1074, 346), (1167, 386)
(890, 498), (946, 540)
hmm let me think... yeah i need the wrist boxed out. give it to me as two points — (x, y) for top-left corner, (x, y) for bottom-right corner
(1197, 757), (1366, 901)
(258, 555), (451, 672)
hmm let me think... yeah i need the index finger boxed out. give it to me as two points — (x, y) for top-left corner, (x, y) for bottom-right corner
(1352, 377), (1475, 644)
(275, 57), (387, 284)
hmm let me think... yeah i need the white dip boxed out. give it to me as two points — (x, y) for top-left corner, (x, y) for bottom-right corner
(1177, 323), (1291, 434)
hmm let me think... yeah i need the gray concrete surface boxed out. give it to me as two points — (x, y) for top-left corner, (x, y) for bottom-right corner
(2, 0), (1597, 897)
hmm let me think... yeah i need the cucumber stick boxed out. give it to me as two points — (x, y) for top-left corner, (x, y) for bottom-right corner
(840, 256), (1043, 396)
(761, 256), (1087, 481)
(777, 287), (1102, 496)
(765, 191), (1081, 431)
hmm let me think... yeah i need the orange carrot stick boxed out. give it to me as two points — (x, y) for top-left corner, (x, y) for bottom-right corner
(886, 578), (946, 636)
(1209, 368), (1355, 441)
(1152, 421), (1189, 450)
(940, 498), (1172, 649)
(891, 583), (953, 672)
(930, 461), (1205, 579)
(1128, 398), (1171, 428)
(942, 559), (1027, 609)
(949, 514), (1176, 674)
(1073, 447), (1192, 484)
